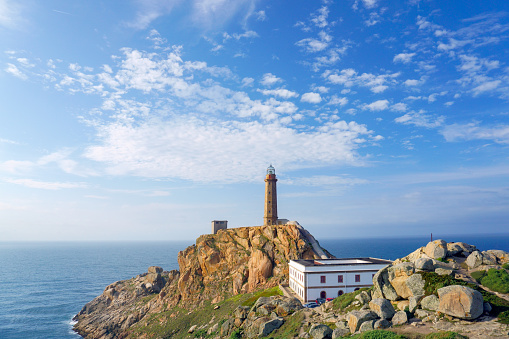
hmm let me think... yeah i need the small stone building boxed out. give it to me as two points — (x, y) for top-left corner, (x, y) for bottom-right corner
(211, 220), (228, 234)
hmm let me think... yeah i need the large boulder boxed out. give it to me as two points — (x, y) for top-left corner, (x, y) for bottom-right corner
(388, 263), (415, 299)
(424, 240), (448, 259)
(447, 242), (476, 257)
(438, 285), (484, 320)
(275, 297), (302, 316)
(466, 251), (483, 269)
(421, 295), (439, 311)
(234, 306), (250, 320)
(374, 318), (391, 329)
(406, 273), (425, 297)
(481, 251), (497, 265)
(259, 318), (284, 337)
(347, 310), (378, 333)
(372, 265), (399, 300)
(391, 310), (408, 325)
(355, 291), (371, 305)
(409, 294), (424, 313)
(309, 324), (332, 339)
(415, 258), (434, 271)
(358, 320), (375, 333)
(369, 298), (395, 319)
(332, 327), (349, 338)
(487, 250), (509, 264)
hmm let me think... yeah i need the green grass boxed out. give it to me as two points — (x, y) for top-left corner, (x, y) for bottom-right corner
(267, 311), (304, 339)
(332, 287), (371, 311)
(470, 270), (485, 282)
(241, 286), (283, 307)
(349, 330), (407, 339)
(229, 329), (242, 339)
(424, 332), (468, 339)
(479, 268), (509, 294)
(129, 286), (279, 338)
(502, 263), (509, 270)
(420, 271), (509, 324)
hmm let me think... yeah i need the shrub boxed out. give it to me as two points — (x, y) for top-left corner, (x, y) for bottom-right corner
(499, 310), (509, 324)
(480, 268), (509, 294)
(349, 330), (407, 338)
(502, 263), (509, 270)
(193, 329), (208, 338)
(229, 329), (242, 339)
(424, 331), (468, 339)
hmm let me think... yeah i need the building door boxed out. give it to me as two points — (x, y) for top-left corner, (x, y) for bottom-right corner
(320, 291), (326, 299)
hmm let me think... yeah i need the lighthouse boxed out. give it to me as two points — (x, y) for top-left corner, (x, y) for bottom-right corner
(264, 164), (278, 225)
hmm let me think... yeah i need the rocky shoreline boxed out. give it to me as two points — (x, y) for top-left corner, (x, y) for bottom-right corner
(73, 228), (509, 338)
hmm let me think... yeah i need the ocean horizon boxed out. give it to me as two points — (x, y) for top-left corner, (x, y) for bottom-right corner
(1, 233), (508, 338)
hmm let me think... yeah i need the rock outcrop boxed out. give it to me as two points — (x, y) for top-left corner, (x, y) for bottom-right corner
(73, 224), (329, 338)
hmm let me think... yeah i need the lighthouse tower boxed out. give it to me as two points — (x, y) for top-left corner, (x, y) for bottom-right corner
(264, 164), (278, 225)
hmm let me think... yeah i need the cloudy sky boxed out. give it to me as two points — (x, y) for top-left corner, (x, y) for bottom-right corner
(1, 0), (508, 241)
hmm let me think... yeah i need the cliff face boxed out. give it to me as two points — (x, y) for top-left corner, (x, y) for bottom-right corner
(73, 224), (328, 338)
(177, 224), (326, 304)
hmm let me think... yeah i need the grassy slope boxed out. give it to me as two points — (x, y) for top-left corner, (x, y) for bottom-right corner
(128, 287), (282, 339)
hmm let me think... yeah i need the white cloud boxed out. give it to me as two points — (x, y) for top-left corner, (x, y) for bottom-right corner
(258, 88), (299, 99)
(324, 68), (399, 93)
(391, 103), (408, 112)
(232, 30), (259, 40)
(6, 178), (88, 190)
(301, 92), (322, 103)
(395, 110), (444, 128)
(260, 73), (282, 86)
(5, 63), (27, 80)
(472, 80), (501, 96)
(353, 0), (378, 10)
(296, 31), (332, 53)
(255, 10), (266, 21)
(84, 118), (373, 182)
(241, 77), (254, 87)
(328, 95), (348, 106)
(311, 6), (329, 28)
(404, 79), (421, 86)
(362, 99), (389, 111)
(441, 122), (509, 144)
(393, 52), (416, 64)
(128, 0), (182, 29)
(0, 0), (23, 29)
(437, 38), (472, 51)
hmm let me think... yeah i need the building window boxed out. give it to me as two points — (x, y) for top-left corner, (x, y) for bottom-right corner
(320, 276), (326, 283)
(320, 291), (326, 299)
(338, 275), (343, 283)
(355, 274), (361, 282)
(338, 290), (344, 296)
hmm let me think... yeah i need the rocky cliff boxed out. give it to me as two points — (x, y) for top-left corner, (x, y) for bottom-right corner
(73, 224), (330, 338)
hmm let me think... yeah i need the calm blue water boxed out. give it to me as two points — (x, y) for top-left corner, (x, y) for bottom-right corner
(0, 235), (508, 339)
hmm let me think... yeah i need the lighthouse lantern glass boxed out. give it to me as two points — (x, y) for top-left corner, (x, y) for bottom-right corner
(267, 165), (275, 175)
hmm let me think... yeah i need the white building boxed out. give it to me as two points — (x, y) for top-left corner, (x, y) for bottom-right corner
(289, 258), (392, 302)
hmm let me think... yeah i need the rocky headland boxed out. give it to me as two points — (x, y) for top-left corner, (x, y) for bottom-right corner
(73, 229), (509, 339)
(73, 224), (330, 338)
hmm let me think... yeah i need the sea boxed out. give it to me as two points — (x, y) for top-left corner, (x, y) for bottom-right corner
(1, 234), (508, 339)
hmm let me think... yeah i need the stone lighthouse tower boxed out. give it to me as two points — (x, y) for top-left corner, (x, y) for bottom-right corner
(264, 164), (278, 225)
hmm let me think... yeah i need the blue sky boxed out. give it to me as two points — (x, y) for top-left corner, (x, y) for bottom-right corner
(1, 0), (508, 241)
